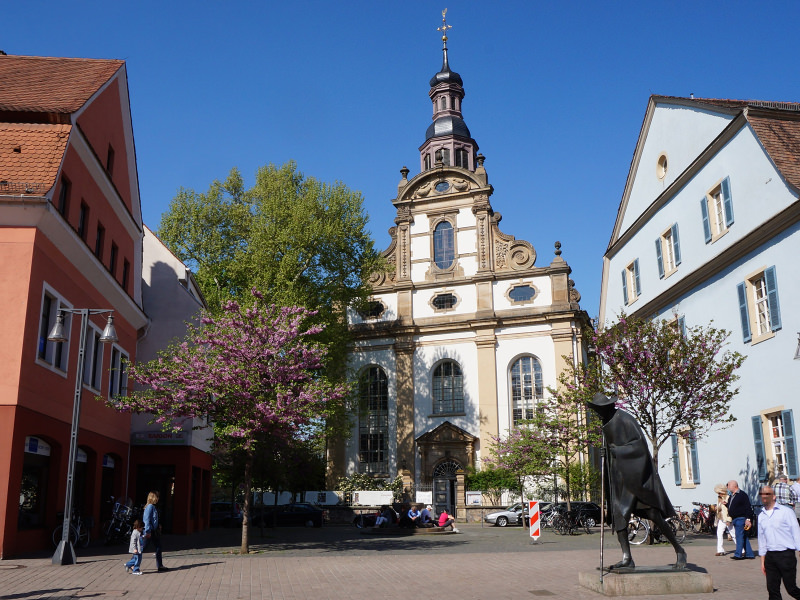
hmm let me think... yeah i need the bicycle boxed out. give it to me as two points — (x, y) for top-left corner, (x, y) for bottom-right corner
(654, 516), (686, 544)
(52, 511), (91, 548)
(555, 508), (594, 535)
(628, 514), (686, 545)
(628, 515), (650, 545)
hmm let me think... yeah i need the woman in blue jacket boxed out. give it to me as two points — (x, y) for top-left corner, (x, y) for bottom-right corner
(143, 490), (169, 572)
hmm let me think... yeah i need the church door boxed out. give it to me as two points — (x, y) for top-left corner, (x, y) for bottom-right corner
(432, 459), (460, 515)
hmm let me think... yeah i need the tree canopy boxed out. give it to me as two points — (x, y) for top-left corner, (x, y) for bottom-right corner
(110, 290), (348, 553)
(595, 314), (745, 466)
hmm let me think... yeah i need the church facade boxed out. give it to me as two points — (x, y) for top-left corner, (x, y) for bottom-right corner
(332, 23), (590, 514)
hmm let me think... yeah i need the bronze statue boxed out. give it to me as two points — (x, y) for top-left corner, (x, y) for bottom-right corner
(588, 392), (686, 570)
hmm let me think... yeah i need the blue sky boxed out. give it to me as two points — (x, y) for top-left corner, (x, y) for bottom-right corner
(5, 1), (800, 317)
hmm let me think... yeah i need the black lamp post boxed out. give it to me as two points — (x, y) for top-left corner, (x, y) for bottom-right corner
(48, 309), (118, 565)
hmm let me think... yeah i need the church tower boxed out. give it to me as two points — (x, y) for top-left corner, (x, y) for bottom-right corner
(337, 12), (590, 517)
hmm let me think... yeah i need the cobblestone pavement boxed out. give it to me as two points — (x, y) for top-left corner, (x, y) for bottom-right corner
(0, 524), (771, 599)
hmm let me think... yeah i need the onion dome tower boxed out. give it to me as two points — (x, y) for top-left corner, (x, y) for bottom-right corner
(419, 9), (479, 173)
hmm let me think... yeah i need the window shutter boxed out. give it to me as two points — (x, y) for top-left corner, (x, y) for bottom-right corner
(672, 223), (681, 266)
(700, 198), (712, 243)
(689, 432), (701, 484)
(677, 316), (686, 337)
(782, 409), (798, 479)
(751, 415), (768, 481)
(655, 238), (664, 279)
(764, 266), (782, 332)
(671, 433), (681, 485)
(633, 259), (641, 297)
(737, 282), (752, 343)
(721, 177), (735, 226)
(621, 270), (628, 304)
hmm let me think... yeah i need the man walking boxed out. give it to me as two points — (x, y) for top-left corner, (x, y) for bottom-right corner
(727, 480), (755, 559)
(792, 478), (800, 524)
(757, 485), (800, 599)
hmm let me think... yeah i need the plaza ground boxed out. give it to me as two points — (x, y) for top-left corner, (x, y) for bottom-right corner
(0, 523), (771, 599)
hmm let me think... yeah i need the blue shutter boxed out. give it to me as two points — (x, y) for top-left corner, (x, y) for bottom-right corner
(677, 316), (686, 337)
(700, 198), (712, 243)
(621, 269), (628, 304)
(671, 433), (681, 485)
(655, 238), (664, 279)
(689, 432), (701, 484)
(752, 415), (768, 481)
(633, 259), (641, 297)
(737, 282), (752, 343)
(721, 177), (734, 226)
(672, 223), (681, 266)
(764, 266), (782, 332)
(782, 410), (798, 479)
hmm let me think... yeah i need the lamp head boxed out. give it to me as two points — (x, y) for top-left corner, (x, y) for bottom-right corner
(47, 311), (69, 343)
(100, 314), (118, 344)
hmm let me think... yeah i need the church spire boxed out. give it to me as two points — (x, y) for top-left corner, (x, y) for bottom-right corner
(420, 9), (478, 172)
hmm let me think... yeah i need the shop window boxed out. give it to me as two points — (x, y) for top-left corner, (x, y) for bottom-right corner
(18, 436), (51, 529)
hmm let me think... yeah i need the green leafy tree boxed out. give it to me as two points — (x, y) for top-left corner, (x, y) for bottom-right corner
(464, 465), (519, 505)
(595, 314), (745, 467)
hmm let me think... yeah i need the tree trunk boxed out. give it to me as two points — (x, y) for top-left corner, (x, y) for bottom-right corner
(240, 450), (253, 554)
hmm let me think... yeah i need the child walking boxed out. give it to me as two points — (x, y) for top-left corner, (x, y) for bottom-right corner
(124, 519), (144, 575)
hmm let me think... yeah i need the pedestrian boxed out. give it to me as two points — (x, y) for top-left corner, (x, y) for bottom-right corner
(407, 504), (421, 527)
(714, 483), (735, 556)
(438, 508), (458, 532)
(142, 490), (169, 572)
(757, 485), (800, 600)
(792, 478), (800, 523)
(727, 480), (756, 560)
(775, 474), (799, 509)
(420, 505), (434, 527)
(124, 519), (144, 575)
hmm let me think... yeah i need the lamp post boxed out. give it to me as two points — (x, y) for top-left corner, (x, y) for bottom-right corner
(48, 308), (118, 565)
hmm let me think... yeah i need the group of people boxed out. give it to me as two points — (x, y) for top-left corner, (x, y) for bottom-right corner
(124, 490), (169, 575)
(713, 476), (800, 600)
(394, 503), (457, 532)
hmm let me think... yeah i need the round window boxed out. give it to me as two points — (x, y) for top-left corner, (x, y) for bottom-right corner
(657, 153), (668, 180)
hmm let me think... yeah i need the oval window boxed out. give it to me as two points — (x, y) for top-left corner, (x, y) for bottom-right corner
(509, 285), (536, 303)
(432, 293), (457, 310)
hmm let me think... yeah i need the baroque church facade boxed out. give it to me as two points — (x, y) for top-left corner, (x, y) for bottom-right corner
(331, 22), (590, 514)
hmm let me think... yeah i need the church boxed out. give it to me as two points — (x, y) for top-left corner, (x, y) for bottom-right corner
(330, 15), (591, 515)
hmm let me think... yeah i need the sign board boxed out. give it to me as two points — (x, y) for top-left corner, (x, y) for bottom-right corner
(24, 436), (51, 456)
(415, 491), (433, 505)
(131, 431), (188, 445)
(352, 490), (394, 506)
(528, 500), (541, 540)
(465, 491), (482, 505)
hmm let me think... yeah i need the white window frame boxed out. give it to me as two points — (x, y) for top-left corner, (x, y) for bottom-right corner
(622, 259), (641, 305)
(656, 223), (681, 279)
(83, 323), (105, 392)
(701, 177), (734, 243)
(739, 266), (781, 345)
(671, 429), (700, 488)
(35, 285), (72, 375)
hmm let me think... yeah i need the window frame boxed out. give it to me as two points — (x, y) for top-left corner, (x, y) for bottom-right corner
(36, 285), (72, 374)
(432, 219), (456, 271)
(621, 258), (641, 305)
(431, 360), (465, 415)
(700, 177), (734, 243)
(108, 345), (129, 400)
(753, 409), (798, 480)
(655, 223), (681, 279)
(82, 322), (105, 392)
(737, 265), (781, 344)
(670, 430), (701, 487)
(358, 366), (389, 475)
(510, 355), (543, 427)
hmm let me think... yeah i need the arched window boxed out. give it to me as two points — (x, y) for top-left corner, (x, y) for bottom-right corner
(510, 356), (543, 425)
(433, 360), (464, 414)
(440, 96), (447, 110)
(441, 148), (450, 166)
(424, 153), (432, 170)
(433, 221), (455, 269)
(359, 366), (388, 474)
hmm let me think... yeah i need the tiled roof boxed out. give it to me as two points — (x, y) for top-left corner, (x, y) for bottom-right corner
(748, 115), (800, 191)
(0, 123), (71, 195)
(657, 95), (800, 112)
(0, 55), (123, 114)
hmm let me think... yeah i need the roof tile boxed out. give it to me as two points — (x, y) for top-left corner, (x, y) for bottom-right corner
(0, 123), (71, 194)
(0, 55), (122, 114)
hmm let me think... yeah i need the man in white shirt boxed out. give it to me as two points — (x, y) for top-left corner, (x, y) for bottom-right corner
(757, 486), (800, 600)
(791, 478), (800, 523)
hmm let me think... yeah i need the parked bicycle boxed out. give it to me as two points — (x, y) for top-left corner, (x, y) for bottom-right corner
(627, 515), (686, 545)
(690, 502), (714, 533)
(552, 508), (594, 535)
(52, 511), (91, 548)
(102, 497), (140, 545)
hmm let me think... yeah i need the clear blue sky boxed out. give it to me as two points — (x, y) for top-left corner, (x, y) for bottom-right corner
(5, 1), (800, 317)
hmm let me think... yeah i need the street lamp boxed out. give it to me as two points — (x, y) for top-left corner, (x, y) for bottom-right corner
(48, 308), (118, 565)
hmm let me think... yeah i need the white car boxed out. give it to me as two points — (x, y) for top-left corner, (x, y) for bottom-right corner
(484, 503), (527, 527)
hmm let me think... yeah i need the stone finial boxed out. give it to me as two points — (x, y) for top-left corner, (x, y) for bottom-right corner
(400, 166), (409, 180)
(398, 166), (410, 194)
(476, 153), (485, 167)
(554, 241), (562, 256)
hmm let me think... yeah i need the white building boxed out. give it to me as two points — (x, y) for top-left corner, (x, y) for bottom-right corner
(330, 30), (590, 514)
(600, 96), (800, 504)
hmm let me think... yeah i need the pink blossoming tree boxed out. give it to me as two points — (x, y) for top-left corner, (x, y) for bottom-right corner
(595, 314), (745, 468)
(110, 289), (348, 553)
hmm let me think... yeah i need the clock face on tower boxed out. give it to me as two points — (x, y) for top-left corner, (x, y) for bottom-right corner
(435, 181), (450, 193)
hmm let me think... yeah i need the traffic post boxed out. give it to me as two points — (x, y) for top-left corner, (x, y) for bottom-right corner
(528, 500), (541, 543)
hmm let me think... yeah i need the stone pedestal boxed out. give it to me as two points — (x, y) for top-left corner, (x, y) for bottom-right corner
(578, 566), (713, 596)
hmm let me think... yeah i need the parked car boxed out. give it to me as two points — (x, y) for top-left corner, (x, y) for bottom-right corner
(210, 502), (243, 527)
(484, 503), (528, 527)
(253, 502), (324, 527)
